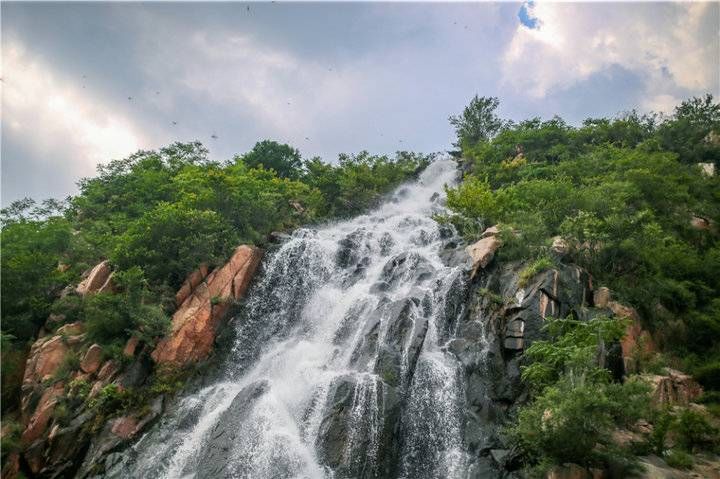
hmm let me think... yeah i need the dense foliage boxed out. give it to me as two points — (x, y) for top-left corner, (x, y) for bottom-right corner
(446, 95), (720, 384)
(447, 94), (720, 473)
(0, 141), (430, 412)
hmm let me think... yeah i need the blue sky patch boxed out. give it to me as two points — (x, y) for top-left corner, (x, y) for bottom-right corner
(518, 1), (539, 29)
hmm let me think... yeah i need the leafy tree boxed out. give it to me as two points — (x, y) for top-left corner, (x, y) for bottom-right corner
(449, 95), (505, 147)
(240, 140), (304, 179)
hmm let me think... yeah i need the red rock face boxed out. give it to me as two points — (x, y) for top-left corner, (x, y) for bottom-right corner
(152, 245), (263, 366)
(22, 336), (69, 389)
(608, 301), (657, 374)
(21, 382), (65, 446)
(647, 369), (703, 406)
(111, 416), (140, 439)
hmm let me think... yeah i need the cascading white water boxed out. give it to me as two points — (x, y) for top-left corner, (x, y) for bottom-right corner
(112, 158), (473, 479)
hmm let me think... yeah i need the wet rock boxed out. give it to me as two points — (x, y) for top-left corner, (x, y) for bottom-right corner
(194, 381), (269, 478)
(76, 260), (112, 296)
(80, 344), (103, 374)
(593, 287), (611, 308)
(152, 245), (263, 366)
(316, 375), (401, 479)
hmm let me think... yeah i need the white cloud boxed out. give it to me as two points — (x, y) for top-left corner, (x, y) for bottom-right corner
(141, 28), (367, 145)
(1, 41), (146, 181)
(502, 2), (719, 110)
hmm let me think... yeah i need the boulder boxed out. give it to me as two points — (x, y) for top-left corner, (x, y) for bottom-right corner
(80, 344), (103, 374)
(123, 336), (140, 358)
(152, 245), (263, 366)
(75, 260), (112, 296)
(97, 360), (119, 383)
(466, 226), (502, 278)
(22, 335), (69, 387)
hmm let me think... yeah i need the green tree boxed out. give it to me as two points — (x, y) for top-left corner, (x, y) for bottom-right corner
(449, 95), (505, 147)
(240, 140), (304, 179)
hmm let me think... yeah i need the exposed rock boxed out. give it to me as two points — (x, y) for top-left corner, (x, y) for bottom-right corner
(644, 369), (703, 406)
(698, 162), (715, 177)
(152, 245), (263, 366)
(193, 381), (269, 478)
(77, 396), (163, 477)
(466, 226), (502, 278)
(22, 335), (69, 388)
(56, 321), (84, 336)
(123, 336), (140, 358)
(175, 264), (210, 307)
(110, 416), (140, 440)
(551, 236), (569, 256)
(80, 344), (103, 374)
(21, 382), (64, 446)
(289, 200), (305, 213)
(608, 301), (657, 374)
(75, 260), (112, 296)
(97, 360), (119, 383)
(593, 287), (611, 308)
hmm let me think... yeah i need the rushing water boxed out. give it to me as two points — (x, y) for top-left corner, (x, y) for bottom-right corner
(111, 158), (476, 479)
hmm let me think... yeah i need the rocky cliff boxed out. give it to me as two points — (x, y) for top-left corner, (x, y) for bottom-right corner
(2, 245), (262, 479)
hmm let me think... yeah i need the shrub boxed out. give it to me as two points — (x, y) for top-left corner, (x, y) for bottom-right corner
(665, 449), (693, 469)
(518, 256), (555, 288)
(673, 409), (717, 452)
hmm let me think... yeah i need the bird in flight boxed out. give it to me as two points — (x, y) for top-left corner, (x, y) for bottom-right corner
(305, 137), (310, 141)
(172, 121), (178, 126)
(128, 96), (133, 101)
(211, 134), (218, 140)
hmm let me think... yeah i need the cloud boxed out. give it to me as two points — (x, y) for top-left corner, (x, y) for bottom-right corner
(2, 40), (147, 199)
(502, 2), (719, 111)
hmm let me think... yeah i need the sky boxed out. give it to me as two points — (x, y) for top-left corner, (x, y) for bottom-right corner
(1, 1), (719, 206)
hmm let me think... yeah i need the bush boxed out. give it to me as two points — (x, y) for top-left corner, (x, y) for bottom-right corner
(518, 256), (555, 287)
(665, 449), (693, 469)
(673, 409), (717, 452)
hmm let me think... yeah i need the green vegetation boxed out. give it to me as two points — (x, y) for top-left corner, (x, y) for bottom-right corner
(509, 317), (651, 474)
(0, 140), (430, 414)
(446, 94), (720, 385)
(448, 95), (720, 473)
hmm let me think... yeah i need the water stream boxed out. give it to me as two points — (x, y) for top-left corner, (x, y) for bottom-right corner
(111, 158), (477, 478)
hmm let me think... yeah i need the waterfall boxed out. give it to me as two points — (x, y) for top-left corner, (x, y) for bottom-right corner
(110, 158), (475, 479)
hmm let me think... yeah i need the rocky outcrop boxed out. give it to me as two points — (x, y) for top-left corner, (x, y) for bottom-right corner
(644, 369), (703, 406)
(465, 225), (502, 278)
(75, 260), (114, 296)
(152, 245), (263, 366)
